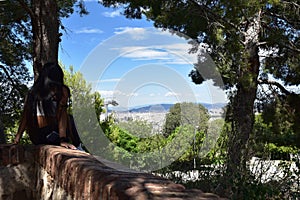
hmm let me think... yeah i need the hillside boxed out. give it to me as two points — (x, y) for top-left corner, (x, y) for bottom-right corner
(109, 103), (226, 113)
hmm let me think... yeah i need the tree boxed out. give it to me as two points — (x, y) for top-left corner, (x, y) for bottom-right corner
(0, 0), (88, 142)
(163, 102), (209, 137)
(0, 64), (31, 143)
(252, 113), (296, 160)
(0, 0), (87, 79)
(253, 92), (300, 160)
(117, 119), (153, 138)
(256, 85), (300, 148)
(99, 0), (299, 197)
(0, 1), (33, 142)
(61, 64), (105, 152)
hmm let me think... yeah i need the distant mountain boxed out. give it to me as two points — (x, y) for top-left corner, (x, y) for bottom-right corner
(129, 104), (174, 113)
(109, 103), (226, 113)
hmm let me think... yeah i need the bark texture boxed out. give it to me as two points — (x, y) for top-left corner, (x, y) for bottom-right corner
(225, 11), (261, 198)
(31, 0), (59, 79)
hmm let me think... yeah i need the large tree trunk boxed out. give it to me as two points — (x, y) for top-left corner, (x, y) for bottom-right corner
(226, 80), (258, 192)
(31, 0), (59, 79)
(224, 12), (261, 198)
(0, 118), (6, 144)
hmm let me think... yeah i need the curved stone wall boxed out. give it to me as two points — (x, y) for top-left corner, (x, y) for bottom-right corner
(0, 144), (225, 200)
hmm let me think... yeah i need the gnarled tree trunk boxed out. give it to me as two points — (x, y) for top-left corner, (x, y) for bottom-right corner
(225, 11), (261, 198)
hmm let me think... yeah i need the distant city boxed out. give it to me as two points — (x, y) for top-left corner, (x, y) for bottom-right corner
(100, 103), (225, 132)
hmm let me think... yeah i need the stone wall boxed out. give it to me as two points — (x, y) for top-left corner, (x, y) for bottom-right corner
(0, 145), (36, 200)
(0, 144), (225, 200)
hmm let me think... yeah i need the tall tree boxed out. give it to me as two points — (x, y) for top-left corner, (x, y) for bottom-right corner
(100, 0), (300, 197)
(163, 102), (209, 137)
(0, 0), (87, 141)
(0, 0), (87, 79)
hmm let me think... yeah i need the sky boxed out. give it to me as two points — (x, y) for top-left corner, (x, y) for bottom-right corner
(58, 0), (227, 109)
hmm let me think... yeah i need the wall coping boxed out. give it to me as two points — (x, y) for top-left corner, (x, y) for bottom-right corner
(0, 144), (226, 199)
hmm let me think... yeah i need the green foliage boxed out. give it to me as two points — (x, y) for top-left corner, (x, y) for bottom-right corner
(163, 102), (209, 137)
(106, 124), (139, 152)
(252, 113), (299, 160)
(0, 0), (89, 141)
(1, 0), (89, 77)
(1, 0), (299, 198)
(266, 143), (297, 160)
(5, 121), (31, 145)
(62, 64), (93, 105)
(137, 134), (166, 153)
(0, 1), (33, 141)
(262, 96), (300, 148)
(0, 1), (32, 67)
(117, 119), (153, 138)
(0, 0), (88, 63)
(166, 125), (196, 163)
(62, 63), (105, 116)
(103, 103), (224, 171)
(254, 92), (300, 161)
(100, 0), (300, 88)
(1, 64), (31, 129)
(61, 64), (106, 153)
(99, 3), (300, 185)
(163, 103), (181, 136)
(0, 63), (31, 143)
(244, 113), (300, 199)
(203, 119), (228, 165)
(58, 0), (89, 18)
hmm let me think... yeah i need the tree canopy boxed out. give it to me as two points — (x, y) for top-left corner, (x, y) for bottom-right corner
(0, 0), (88, 141)
(1, 0), (299, 198)
(0, 0), (87, 77)
(163, 102), (209, 137)
(100, 0), (299, 92)
(99, 0), (300, 197)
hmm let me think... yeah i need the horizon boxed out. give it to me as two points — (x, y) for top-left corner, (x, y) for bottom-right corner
(106, 101), (227, 111)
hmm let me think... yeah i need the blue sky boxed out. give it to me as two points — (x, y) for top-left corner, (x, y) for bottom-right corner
(59, 0), (226, 108)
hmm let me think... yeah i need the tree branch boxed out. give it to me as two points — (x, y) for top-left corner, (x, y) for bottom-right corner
(17, 0), (35, 20)
(0, 64), (20, 93)
(189, 0), (241, 31)
(257, 79), (295, 95)
(188, 0), (245, 46)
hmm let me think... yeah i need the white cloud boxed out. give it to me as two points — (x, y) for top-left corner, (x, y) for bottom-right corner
(114, 27), (146, 34)
(99, 90), (139, 98)
(75, 27), (103, 34)
(102, 10), (121, 18)
(99, 78), (121, 83)
(112, 45), (196, 64)
(165, 92), (180, 97)
(110, 27), (198, 64)
(114, 27), (147, 40)
(99, 90), (114, 97)
(122, 48), (170, 61)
